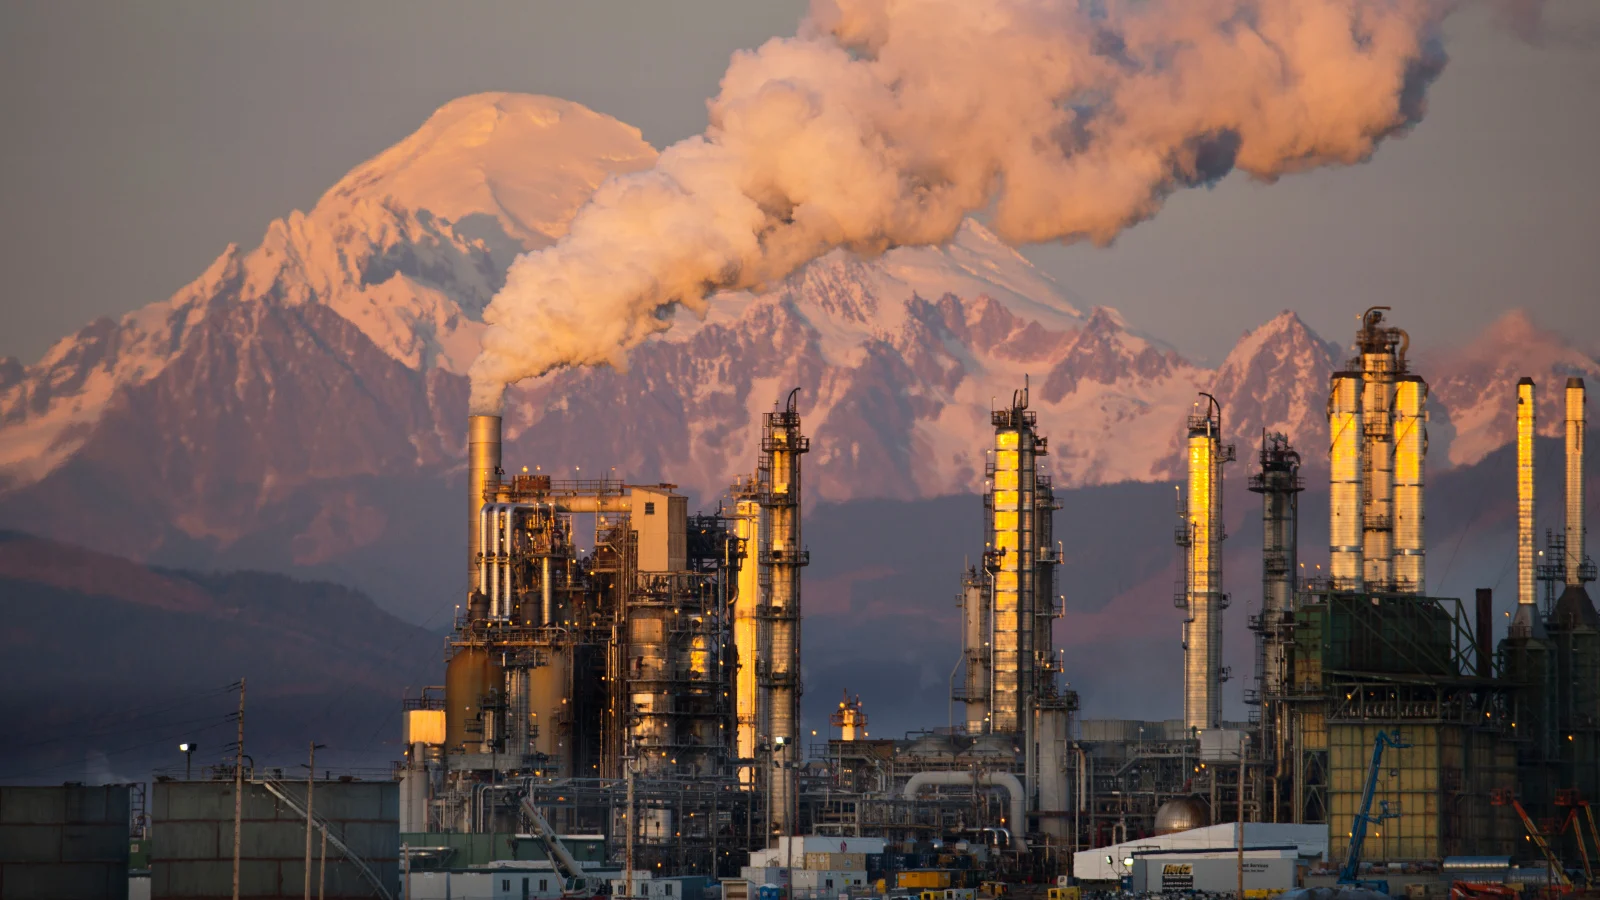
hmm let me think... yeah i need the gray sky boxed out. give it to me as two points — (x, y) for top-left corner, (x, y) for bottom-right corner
(0, 0), (1595, 366)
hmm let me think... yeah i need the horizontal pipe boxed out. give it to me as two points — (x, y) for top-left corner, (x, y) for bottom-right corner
(903, 770), (1028, 849)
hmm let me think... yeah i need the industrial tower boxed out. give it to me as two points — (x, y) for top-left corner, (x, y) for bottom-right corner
(1326, 308), (1428, 594)
(1177, 393), (1234, 732)
(760, 389), (808, 838)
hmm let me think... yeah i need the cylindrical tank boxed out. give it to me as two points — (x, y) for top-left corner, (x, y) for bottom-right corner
(1329, 371), (1364, 591)
(529, 649), (570, 773)
(1154, 796), (1208, 835)
(628, 608), (673, 769)
(445, 647), (503, 753)
(468, 415), (503, 605)
(1392, 376), (1428, 593)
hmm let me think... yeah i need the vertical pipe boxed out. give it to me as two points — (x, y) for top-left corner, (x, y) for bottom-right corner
(541, 555), (552, 626)
(468, 415), (503, 610)
(1476, 588), (1494, 676)
(1567, 378), (1587, 586)
(1518, 378), (1538, 612)
(1329, 372), (1365, 591)
(1392, 376), (1428, 593)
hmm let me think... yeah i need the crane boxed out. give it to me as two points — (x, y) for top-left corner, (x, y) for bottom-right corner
(520, 793), (599, 898)
(1337, 730), (1410, 894)
(1492, 789), (1573, 890)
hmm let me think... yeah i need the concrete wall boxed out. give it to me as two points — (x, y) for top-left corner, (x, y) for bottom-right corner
(151, 780), (397, 899)
(0, 784), (130, 900)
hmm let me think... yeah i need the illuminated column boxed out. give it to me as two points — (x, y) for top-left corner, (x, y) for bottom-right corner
(1180, 394), (1229, 732)
(988, 410), (1034, 733)
(1329, 372), (1365, 591)
(1361, 344), (1396, 589)
(733, 498), (767, 787)
(1517, 378), (1538, 614)
(760, 389), (808, 836)
(1567, 378), (1589, 587)
(1392, 376), (1428, 593)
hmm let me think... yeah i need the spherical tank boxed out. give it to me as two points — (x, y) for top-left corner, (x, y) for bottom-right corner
(1154, 796), (1208, 835)
(528, 649), (569, 769)
(445, 647), (503, 752)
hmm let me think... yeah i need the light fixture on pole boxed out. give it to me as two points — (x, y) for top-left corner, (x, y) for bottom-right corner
(179, 743), (197, 780)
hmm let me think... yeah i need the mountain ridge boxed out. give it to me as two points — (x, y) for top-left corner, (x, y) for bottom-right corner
(0, 91), (1595, 621)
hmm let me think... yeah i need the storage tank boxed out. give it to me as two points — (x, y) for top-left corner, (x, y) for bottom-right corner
(445, 647), (503, 753)
(1154, 796), (1208, 835)
(528, 650), (570, 772)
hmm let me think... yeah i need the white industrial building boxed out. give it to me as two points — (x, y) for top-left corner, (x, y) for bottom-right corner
(1073, 823), (1328, 882)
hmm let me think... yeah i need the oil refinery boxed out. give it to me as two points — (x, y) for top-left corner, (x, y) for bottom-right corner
(360, 304), (1600, 899)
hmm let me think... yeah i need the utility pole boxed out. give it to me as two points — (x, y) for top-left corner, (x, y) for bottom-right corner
(625, 739), (636, 900)
(233, 678), (246, 900)
(304, 742), (324, 900)
(1237, 733), (1248, 900)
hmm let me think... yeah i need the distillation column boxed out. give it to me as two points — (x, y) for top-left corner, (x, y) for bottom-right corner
(1358, 309), (1402, 590)
(733, 497), (769, 787)
(1329, 372), (1365, 591)
(988, 383), (1041, 734)
(958, 568), (991, 733)
(1515, 378), (1541, 634)
(1567, 378), (1591, 588)
(1248, 432), (1300, 822)
(1250, 433), (1301, 702)
(1179, 394), (1231, 732)
(761, 390), (808, 837)
(1392, 376), (1428, 593)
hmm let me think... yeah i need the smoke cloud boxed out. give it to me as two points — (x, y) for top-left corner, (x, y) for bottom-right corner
(470, 0), (1448, 413)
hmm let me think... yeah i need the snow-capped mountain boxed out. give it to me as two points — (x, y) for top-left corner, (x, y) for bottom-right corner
(0, 93), (655, 491)
(0, 92), (1594, 609)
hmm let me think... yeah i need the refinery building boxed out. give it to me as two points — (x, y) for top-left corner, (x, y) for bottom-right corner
(383, 306), (1599, 893)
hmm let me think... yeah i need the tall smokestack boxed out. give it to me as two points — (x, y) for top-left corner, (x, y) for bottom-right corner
(1567, 378), (1588, 587)
(1392, 375), (1428, 593)
(468, 414), (502, 609)
(1514, 378), (1539, 632)
(1179, 393), (1231, 732)
(1329, 371), (1365, 591)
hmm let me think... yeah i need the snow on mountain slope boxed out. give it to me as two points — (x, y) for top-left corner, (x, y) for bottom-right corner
(1422, 310), (1600, 467)
(0, 94), (655, 490)
(2, 89), (1596, 560)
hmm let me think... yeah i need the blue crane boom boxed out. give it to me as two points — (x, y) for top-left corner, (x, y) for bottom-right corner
(1338, 730), (1410, 892)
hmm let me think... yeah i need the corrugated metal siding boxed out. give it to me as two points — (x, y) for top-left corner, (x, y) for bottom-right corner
(151, 781), (397, 899)
(0, 784), (130, 900)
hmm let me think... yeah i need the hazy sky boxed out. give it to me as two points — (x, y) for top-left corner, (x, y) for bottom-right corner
(1, 0), (1595, 366)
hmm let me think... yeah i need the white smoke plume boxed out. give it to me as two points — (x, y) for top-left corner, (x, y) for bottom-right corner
(470, 0), (1447, 413)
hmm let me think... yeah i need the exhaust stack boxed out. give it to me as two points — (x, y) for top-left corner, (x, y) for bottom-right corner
(1567, 378), (1589, 587)
(467, 414), (503, 612)
(1514, 378), (1540, 633)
